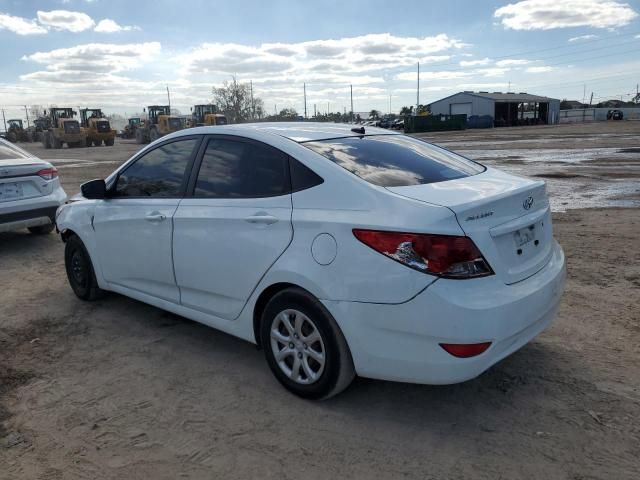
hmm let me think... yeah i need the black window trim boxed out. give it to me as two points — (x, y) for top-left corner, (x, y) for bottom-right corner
(108, 135), (204, 200)
(185, 134), (294, 199)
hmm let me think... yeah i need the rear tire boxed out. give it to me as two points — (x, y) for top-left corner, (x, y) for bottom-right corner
(149, 128), (159, 142)
(85, 138), (93, 147)
(260, 288), (355, 400)
(28, 223), (55, 235)
(64, 235), (105, 301)
(105, 138), (114, 146)
(135, 129), (144, 144)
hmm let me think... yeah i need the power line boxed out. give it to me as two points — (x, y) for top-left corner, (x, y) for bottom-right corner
(415, 30), (640, 71)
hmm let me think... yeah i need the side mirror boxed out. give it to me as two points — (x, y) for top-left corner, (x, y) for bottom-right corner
(81, 179), (106, 199)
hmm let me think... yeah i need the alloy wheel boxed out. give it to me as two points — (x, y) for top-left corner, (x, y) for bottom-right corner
(270, 309), (326, 385)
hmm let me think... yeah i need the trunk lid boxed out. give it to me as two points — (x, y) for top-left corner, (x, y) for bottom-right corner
(0, 158), (53, 202)
(387, 168), (553, 284)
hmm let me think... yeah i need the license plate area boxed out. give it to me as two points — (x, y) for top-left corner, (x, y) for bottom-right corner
(513, 224), (536, 248)
(0, 182), (23, 201)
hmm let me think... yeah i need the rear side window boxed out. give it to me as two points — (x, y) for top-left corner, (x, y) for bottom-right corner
(290, 158), (323, 192)
(115, 138), (198, 197)
(303, 135), (484, 187)
(194, 138), (289, 198)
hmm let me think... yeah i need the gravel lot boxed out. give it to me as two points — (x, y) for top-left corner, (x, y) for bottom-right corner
(1, 122), (639, 479)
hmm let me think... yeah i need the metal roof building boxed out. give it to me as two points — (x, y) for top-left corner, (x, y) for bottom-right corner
(428, 91), (561, 126)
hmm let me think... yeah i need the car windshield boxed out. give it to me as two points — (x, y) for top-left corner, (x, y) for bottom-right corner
(0, 139), (31, 160)
(302, 134), (484, 187)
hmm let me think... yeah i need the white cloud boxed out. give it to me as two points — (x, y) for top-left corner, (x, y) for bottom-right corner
(526, 66), (554, 73)
(396, 70), (471, 81)
(21, 42), (162, 82)
(494, 0), (638, 30)
(37, 10), (95, 32)
(179, 33), (467, 88)
(0, 12), (47, 35)
(456, 83), (509, 90)
(477, 67), (511, 77)
(94, 18), (140, 33)
(495, 58), (530, 67)
(460, 57), (491, 67)
(568, 34), (598, 42)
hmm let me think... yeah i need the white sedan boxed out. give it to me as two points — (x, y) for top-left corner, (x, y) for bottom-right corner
(56, 123), (566, 399)
(0, 138), (67, 234)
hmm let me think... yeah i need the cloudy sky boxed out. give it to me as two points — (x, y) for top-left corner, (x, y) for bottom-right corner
(0, 0), (639, 118)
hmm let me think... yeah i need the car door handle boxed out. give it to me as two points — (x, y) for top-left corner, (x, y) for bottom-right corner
(244, 214), (278, 225)
(145, 212), (167, 222)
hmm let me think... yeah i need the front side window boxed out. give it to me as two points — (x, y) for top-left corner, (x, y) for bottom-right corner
(115, 138), (198, 197)
(194, 138), (289, 198)
(302, 135), (484, 187)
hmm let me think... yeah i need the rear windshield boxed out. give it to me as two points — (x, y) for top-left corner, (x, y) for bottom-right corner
(303, 135), (484, 187)
(0, 139), (31, 160)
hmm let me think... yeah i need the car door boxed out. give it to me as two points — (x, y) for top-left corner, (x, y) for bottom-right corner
(173, 135), (293, 320)
(93, 136), (201, 303)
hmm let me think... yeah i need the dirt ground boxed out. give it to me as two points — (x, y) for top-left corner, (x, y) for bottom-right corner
(1, 122), (639, 479)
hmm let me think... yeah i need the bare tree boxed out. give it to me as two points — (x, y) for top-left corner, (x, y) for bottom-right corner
(30, 105), (45, 118)
(212, 76), (264, 123)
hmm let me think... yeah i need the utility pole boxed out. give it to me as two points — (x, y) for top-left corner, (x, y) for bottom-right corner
(416, 62), (420, 115)
(314, 104), (316, 118)
(589, 92), (593, 107)
(327, 101), (329, 115)
(582, 84), (586, 105)
(1, 109), (6, 133)
(166, 85), (171, 111)
(24, 105), (30, 128)
(303, 83), (307, 119)
(350, 84), (354, 122)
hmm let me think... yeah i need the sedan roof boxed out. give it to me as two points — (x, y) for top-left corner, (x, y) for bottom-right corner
(184, 122), (398, 143)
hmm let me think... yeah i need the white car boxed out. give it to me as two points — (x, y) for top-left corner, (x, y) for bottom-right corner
(56, 123), (566, 399)
(0, 138), (67, 234)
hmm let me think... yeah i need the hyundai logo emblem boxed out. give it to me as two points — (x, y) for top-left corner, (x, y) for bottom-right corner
(523, 196), (534, 210)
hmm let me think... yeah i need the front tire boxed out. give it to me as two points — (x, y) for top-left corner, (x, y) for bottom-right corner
(64, 235), (105, 301)
(260, 288), (355, 400)
(28, 223), (55, 235)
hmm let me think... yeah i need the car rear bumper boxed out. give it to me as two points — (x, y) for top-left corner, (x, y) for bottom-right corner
(322, 240), (566, 384)
(0, 187), (67, 233)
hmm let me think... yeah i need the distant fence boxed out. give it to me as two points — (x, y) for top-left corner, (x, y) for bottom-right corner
(404, 114), (467, 133)
(559, 107), (640, 123)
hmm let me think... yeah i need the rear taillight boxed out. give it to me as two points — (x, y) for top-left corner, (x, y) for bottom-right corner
(440, 342), (492, 358)
(37, 167), (58, 180)
(353, 229), (493, 278)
